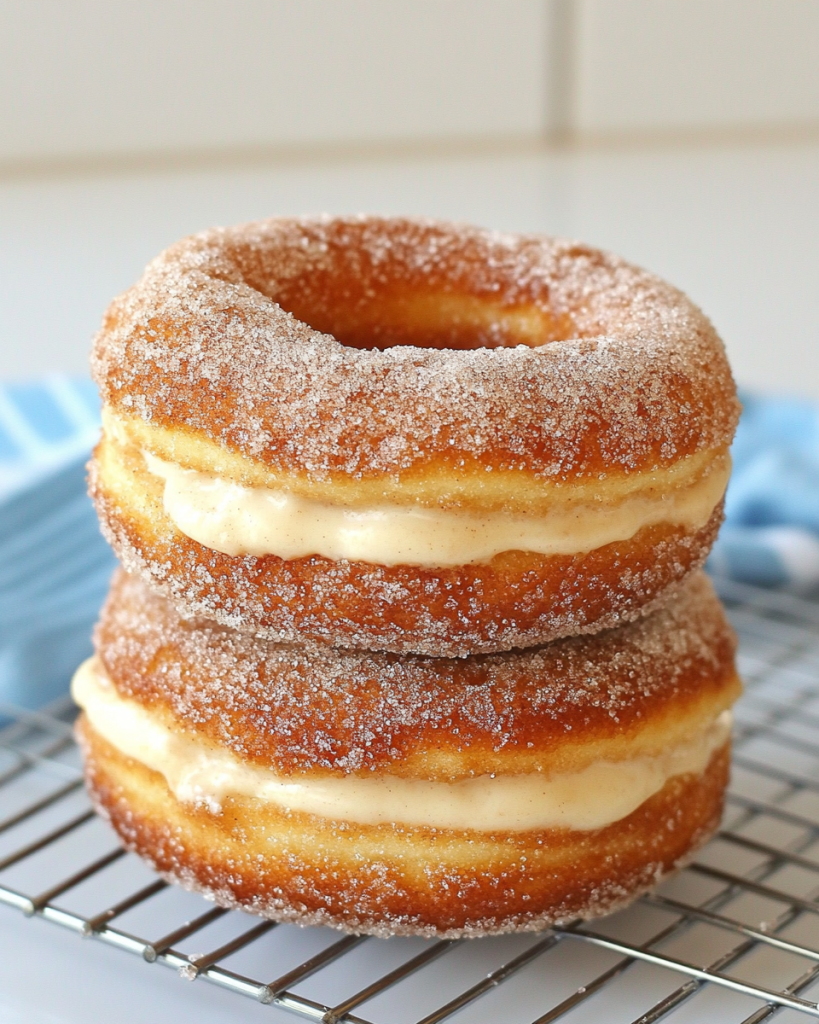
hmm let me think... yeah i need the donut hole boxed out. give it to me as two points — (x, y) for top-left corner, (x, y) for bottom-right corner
(276, 290), (576, 351)
(234, 220), (579, 350)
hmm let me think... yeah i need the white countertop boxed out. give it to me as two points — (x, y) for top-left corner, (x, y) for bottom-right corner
(2, 142), (819, 1024)
(0, 904), (279, 1024)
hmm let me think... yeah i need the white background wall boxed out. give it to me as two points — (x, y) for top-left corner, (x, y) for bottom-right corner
(1, 0), (818, 169)
(0, 0), (550, 166)
(573, 0), (819, 139)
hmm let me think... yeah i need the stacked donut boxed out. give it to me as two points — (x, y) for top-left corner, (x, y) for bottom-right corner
(73, 217), (742, 937)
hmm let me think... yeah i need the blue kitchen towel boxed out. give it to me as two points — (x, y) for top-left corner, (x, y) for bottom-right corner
(1, 379), (819, 708)
(708, 392), (819, 590)
(0, 378), (115, 709)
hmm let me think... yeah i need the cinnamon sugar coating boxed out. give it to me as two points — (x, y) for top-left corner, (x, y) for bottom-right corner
(81, 215), (742, 938)
(92, 216), (740, 483)
(94, 570), (739, 779)
(91, 450), (725, 654)
(79, 719), (729, 938)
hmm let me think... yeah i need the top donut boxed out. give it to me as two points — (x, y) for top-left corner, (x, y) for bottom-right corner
(94, 215), (737, 484)
(90, 216), (739, 655)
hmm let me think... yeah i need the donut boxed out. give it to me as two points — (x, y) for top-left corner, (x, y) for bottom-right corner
(72, 569), (740, 937)
(90, 216), (739, 656)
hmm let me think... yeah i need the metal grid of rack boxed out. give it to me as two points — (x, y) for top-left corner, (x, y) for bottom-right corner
(3, 578), (819, 1022)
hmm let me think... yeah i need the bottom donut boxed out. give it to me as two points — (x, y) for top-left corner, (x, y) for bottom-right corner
(72, 569), (740, 938)
(78, 718), (729, 938)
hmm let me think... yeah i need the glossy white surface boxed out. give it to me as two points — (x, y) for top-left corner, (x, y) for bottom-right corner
(0, 906), (282, 1024)
(1, 141), (818, 397)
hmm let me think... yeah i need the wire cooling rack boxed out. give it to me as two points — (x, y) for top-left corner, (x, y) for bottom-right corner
(3, 579), (819, 1023)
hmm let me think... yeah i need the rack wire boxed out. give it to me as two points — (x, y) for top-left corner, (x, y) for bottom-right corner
(3, 578), (819, 1023)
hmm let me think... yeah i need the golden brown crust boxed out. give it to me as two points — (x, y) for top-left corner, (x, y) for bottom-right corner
(90, 442), (727, 656)
(94, 569), (740, 780)
(91, 216), (740, 484)
(78, 717), (730, 938)
(106, 408), (731, 514)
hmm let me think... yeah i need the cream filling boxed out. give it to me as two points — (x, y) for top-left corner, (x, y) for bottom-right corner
(72, 657), (731, 832)
(143, 451), (730, 567)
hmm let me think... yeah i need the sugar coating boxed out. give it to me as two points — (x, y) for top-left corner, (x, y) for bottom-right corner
(92, 786), (709, 938)
(91, 216), (740, 481)
(91, 457), (724, 655)
(95, 569), (736, 775)
(80, 717), (727, 939)
(83, 216), (738, 935)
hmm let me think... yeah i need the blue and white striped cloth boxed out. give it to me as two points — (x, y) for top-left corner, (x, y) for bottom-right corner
(0, 379), (115, 710)
(707, 393), (819, 591)
(2, 379), (819, 708)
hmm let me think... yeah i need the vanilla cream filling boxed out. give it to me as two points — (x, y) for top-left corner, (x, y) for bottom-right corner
(73, 657), (731, 832)
(143, 451), (730, 567)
